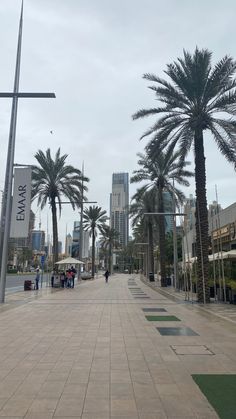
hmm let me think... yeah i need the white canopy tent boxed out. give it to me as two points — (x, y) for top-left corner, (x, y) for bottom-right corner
(208, 252), (227, 261)
(55, 257), (84, 266)
(222, 250), (236, 259)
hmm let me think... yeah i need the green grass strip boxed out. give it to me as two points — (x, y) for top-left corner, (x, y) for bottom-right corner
(192, 374), (236, 419)
(145, 315), (180, 321)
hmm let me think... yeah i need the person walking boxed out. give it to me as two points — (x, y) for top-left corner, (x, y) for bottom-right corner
(104, 270), (110, 283)
(35, 269), (40, 290)
(51, 269), (55, 287)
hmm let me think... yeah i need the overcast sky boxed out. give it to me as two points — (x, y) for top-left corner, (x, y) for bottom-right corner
(1, 0), (236, 246)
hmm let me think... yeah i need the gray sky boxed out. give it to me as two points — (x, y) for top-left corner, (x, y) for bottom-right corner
(1, 0), (236, 246)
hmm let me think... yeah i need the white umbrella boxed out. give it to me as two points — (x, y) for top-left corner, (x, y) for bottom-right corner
(55, 257), (84, 265)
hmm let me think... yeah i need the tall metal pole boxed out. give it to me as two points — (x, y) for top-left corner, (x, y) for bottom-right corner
(0, 2), (55, 302)
(0, 2), (23, 303)
(172, 180), (178, 290)
(215, 185), (226, 302)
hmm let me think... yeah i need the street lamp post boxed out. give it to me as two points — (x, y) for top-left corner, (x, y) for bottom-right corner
(0, 2), (56, 303)
(135, 243), (149, 278)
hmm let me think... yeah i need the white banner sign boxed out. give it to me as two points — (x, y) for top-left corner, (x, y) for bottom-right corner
(10, 167), (32, 238)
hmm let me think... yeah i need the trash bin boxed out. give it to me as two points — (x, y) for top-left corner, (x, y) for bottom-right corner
(149, 272), (155, 282)
(24, 280), (33, 291)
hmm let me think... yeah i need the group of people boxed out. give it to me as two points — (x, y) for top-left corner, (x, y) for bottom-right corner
(51, 266), (77, 288)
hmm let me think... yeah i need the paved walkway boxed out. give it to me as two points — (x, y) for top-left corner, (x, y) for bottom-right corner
(0, 273), (236, 418)
(142, 276), (236, 325)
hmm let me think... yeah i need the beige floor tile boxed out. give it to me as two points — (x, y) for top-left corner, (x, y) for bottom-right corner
(111, 399), (137, 416)
(135, 397), (163, 413)
(54, 397), (84, 416)
(82, 414), (109, 419)
(139, 414), (167, 419)
(155, 383), (181, 396)
(111, 383), (134, 400)
(0, 398), (34, 417)
(24, 414), (53, 419)
(62, 383), (87, 398)
(160, 395), (195, 417)
(86, 382), (109, 398)
(27, 398), (58, 414)
(83, 397), (109, 413)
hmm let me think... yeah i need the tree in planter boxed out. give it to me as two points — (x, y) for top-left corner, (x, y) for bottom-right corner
(133, 48), (236, 301)
(83, 206), (107, 277)
(99, 225), (120, 273)
(32, 148), (89, 266)
(131, 147), (193, 286)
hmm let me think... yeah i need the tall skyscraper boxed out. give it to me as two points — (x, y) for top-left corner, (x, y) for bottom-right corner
(71, 221), (89, 258)
(110, 173), (129, 247)
(31, 230), (45, 252)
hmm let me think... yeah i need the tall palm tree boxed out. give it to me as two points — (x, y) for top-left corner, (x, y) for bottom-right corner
(32, 148), (89, 265)
(83, 206), (107, 277)
(99, 225), (120, 273)
(130, 188), (158, 277)
(131, 146), (193, 286)
(133, 48), (236, 301)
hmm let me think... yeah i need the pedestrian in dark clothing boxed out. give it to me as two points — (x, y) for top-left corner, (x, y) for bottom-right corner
(60, 271), (65, 288)
(104, 270), (109, 283)
(35, 269), (40, 290)
(51, 269), (55, 287)
(71, 266), (76, 288)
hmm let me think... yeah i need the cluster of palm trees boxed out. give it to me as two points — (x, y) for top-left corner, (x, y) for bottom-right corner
(31, 48), (236, 303)
(31, 150), (119, 275)
(132, 47), (236, 303)
(130, 145), (193, 287)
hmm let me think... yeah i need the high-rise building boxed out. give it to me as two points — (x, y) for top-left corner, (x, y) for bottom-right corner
(65, 233), (72, 256)
(31, 230), (45, 252)
(110, 173), (129, 247)
(163, 191), (174, 233)
(71, 221), (89, 258)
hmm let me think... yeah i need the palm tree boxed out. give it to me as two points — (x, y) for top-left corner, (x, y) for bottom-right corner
(32, 148), (89, 265)
(130, 188), (158, 277)
(133, 48), (236, 302)
(131, 146), (193, 286)
(99, 225), (120, 273)
(83, 206), (107, 277)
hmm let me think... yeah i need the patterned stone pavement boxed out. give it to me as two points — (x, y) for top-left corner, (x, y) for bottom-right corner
(1, 272), (236, 418)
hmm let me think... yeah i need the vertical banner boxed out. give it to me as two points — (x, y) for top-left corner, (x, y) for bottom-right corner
(10, 167), (32, 238)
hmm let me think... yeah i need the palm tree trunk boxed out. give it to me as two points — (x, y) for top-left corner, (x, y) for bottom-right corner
(194, 130), (210, 303)
(51, 198), (58, 267)
(92, 229), (95, 277)
(109, 244), (112, 273)
(158, 186), (166, 287)
(148, 221), (154, 274)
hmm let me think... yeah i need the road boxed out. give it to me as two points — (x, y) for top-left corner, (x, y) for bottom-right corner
(6, 273), (49, 294)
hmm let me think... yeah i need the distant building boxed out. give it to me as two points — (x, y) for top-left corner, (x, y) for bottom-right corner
(71, 221), (89, 258)
(31, 230), (45, 252)
(110, 172), (129, 247)
(58, 241), (62, 255)
(65, 233), (72, 256)
(163, 191), (174, 233)
(182, 199), (227, 259)
(183, 194), (196, 233)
